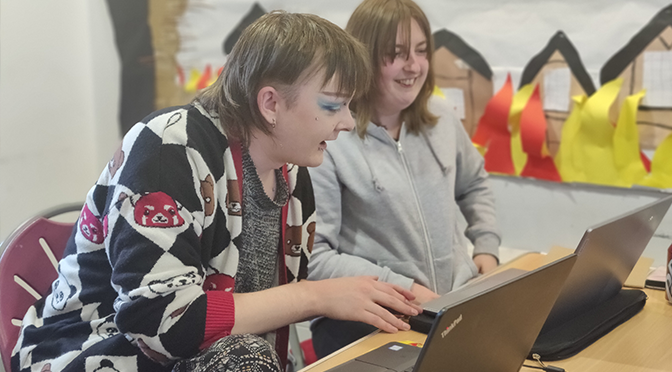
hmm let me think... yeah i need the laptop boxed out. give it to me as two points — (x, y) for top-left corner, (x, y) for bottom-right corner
(325, 254), (577, 372)
(540, 194), (672, 332)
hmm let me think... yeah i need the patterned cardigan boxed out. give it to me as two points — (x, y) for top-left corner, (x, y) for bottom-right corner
(12, 103), (316, 372)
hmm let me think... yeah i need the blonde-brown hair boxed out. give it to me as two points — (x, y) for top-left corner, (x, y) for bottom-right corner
(346, 0), (437, 137)
(198, 11), (372, 146)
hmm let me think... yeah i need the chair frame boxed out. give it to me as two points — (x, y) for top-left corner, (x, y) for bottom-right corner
(0, 203), (82, 372)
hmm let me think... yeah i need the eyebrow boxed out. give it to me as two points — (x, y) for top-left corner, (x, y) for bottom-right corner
(395, 40), (427, 49)
(320, 91), (352, 98)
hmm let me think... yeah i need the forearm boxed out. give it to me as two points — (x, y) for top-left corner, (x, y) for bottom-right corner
(231, 277), (423, 336)
(231, 281), (316, 335)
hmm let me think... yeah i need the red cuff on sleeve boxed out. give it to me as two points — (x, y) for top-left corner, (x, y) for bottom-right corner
(201, 291), (235, 350)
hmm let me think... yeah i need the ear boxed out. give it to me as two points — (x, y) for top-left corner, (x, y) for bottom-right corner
(257, 86), (280, 126)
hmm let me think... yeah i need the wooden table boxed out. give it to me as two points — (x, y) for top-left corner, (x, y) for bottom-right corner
(299, 253), (672, 372)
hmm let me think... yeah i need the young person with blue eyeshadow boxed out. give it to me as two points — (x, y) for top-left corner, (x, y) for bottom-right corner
(307, 0), (502, 358)
(12, 11), (421, 372)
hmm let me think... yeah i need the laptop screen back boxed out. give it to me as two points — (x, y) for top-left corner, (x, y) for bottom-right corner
(413, 255), (577, 372)
(542, 195), (672, 331)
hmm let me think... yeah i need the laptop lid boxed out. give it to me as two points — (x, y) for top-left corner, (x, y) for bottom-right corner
(327, 254), (577, 372)
(541, 195), (672, 331)
(411, 254), (577, 372)
(421, 268), (527, 317)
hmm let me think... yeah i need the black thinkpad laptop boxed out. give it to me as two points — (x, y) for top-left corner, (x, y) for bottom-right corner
(325, 254), (577, 372)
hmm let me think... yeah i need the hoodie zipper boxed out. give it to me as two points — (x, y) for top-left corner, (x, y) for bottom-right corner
(388, 133), (438, 292)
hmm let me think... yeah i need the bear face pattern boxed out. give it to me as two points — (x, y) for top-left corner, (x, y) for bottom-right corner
(306, 221), (316, 253)
(132, 192), (185, 228)
(92, 359), (121, 372)
(51, 275), (76, 311)
(147, 271), (200, 295)
(225, 179), (242, 216)
(284, 225), (303, 257)
(200, 174), (215, 216)
(284, 222), (316, 256)
(95, 317), (119, 340)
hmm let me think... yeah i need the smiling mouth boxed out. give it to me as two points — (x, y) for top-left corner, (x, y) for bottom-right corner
(396, 78), (416, 87)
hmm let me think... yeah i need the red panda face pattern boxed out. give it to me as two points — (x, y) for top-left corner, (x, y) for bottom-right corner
(103, 215), (109, 239)
(203, 273), (234, 292)
(80, 204), (105, 244)
(133, 192), (185, 228)
(137, 339), (170, 365)
(108, 146), (125, 178)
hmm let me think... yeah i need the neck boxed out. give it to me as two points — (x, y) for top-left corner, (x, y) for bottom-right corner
(247, 132), (283, 199)
(373, 111), (402, 140)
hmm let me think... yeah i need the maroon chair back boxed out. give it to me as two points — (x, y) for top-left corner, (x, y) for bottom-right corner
(0, 214), (76, 371)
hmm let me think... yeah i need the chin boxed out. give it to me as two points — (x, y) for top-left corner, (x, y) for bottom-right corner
(397, 96), (418, 109)
(293, 152), (324, 168)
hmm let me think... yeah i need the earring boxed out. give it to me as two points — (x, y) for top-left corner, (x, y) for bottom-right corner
(271, 118), (276, 128)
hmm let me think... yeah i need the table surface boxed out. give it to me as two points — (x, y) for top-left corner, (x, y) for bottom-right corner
(299, 253), (672, 372)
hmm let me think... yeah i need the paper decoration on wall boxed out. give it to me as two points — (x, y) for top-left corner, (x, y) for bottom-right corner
(509, 84), (535, 175)
(432, 29), (493, 138)
(223, 3), (266, 55)
(106, 0), (157, 135)
(177, 2), (265, 96)
(636, 132), (672, 188)
(613, 90), (648, 185)
(520, 31), (596, 157)
(554, 79), (654, 188)
(600, 4), (672, 150)
(518, 85), (562, 182)
(568, 78), (622, 185)
(554, 95), (588, 182)
(472, 74), (515, 175)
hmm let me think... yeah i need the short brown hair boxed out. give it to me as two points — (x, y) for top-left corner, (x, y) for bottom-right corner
(346, 0), (437, 137)
(198, 11), (372, 146)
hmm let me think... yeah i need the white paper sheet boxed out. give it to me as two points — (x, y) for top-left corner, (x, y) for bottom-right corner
(543, 67), (571, 112)
(643, 50), (672, 108)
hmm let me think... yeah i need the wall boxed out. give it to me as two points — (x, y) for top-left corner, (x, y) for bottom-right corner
(489, 176), (672, 267)
(0, 0), (120, 240)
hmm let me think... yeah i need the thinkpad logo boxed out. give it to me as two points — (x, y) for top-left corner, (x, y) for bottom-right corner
(441, 314), (463, 338)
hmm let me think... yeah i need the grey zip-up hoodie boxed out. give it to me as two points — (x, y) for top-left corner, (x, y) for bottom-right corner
(307, 97), (500, 294)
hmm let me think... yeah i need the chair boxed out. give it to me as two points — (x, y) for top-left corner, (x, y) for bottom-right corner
(288, 322), (318, 371)
(0, 203), (82, 372)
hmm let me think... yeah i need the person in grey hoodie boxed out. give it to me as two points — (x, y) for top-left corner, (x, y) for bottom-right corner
(307, 0), (501, 358)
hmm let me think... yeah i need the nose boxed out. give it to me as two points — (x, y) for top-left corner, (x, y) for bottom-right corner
(337, 110), (356, 132)
(404, 52), (421, 73)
